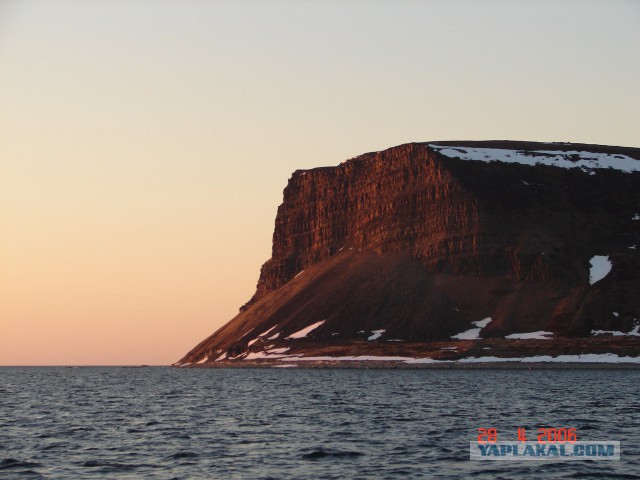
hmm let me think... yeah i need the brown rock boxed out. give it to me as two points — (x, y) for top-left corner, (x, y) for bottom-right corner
(179, 141), (640, 365)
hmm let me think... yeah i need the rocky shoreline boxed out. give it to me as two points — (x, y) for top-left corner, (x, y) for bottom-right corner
(176, 336), (640, 369)
(180, 360), (640, 369)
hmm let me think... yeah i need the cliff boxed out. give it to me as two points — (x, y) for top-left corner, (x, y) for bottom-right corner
(178, 141), (640, 365)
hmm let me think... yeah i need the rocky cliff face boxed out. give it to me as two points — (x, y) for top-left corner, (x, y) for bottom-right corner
(179, 141), (640, 365)
(250, 143), (481, 301)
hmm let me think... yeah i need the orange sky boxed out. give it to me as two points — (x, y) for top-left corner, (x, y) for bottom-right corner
(1, 1), (639, 365)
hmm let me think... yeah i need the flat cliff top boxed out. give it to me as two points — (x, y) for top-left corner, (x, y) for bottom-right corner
(298, 141), (640, 175)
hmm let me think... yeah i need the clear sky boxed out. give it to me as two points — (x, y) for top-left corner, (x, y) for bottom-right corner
(1, 0), (639, 365)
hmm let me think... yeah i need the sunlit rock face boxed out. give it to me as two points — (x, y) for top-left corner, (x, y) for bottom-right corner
(179, 141), (640, 365)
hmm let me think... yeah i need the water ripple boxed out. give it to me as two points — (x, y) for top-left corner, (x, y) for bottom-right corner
(0, 367), (639, 479)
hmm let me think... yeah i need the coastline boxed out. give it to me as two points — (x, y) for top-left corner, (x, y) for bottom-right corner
(179, 360), (640, 370)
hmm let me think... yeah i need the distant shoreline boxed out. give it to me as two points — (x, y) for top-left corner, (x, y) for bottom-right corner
(181, 360), (640, 370)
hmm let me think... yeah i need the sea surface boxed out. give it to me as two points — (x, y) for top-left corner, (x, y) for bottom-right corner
(1, 367), (639, 479)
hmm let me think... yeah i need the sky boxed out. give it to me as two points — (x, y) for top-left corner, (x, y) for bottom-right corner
(1, 0), (639, 365)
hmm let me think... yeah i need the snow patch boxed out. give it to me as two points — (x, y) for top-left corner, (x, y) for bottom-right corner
(244, 347), (290, 360)
(451, 317), (492, 340)
(430, 145), (640, 173)
(505, 331), (554, 340)
(368, 329), (385, 341)
(195, 356), (209, 364)
(592, 324), (640, 337)
(404, 357), (443, 364)
(228, 352), (247, 360)
(591, 330), (626, 337)
(244, 352), (274, 360)
(257, 325), (278, 338)
(246, 325), (280, 345)
(267, 347), (290, 354)
(474, 318), (492, 328)
(632, 214), (640, 221)
(589, 255), (612, 285)
(286, 320), (325, 339)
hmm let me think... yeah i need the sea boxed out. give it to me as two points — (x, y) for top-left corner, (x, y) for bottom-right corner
(1, 366), (639, 479)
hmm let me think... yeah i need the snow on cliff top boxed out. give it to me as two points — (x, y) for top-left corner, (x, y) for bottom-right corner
(430, 145), (640, 173)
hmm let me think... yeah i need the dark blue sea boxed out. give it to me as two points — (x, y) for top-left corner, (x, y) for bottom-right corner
(1, 367), (639, 479)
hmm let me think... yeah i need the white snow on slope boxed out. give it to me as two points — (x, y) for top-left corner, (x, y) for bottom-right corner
(451, 317), (492, 340)
(286, 320), (325, 339)
(368, 329), (385, 341)
(245, 351), (289, 360)
(257, 325), (278, 338)
(592, 325), (640, 337)
(589, 255), (612, 285)
(591, 330), (626, 336)
(246, 325), (280, 346)
(268, 347), (290, 354)
(430, 146), (640, 173)
(505, 331), (554, 340)
(244, 346), (290, 360)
